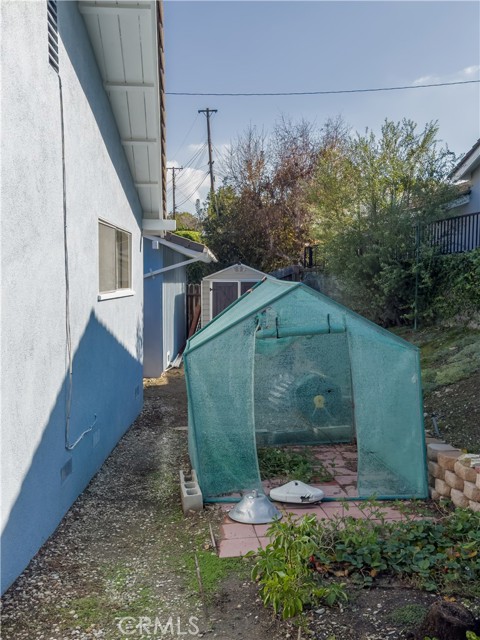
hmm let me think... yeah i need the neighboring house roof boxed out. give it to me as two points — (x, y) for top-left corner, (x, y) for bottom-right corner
(450, 139), (480, 182)
(203, 263), (271, 280)
(79, 1), (172, 235)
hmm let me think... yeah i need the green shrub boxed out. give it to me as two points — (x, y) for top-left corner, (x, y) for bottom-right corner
(251, 507), (480, 619)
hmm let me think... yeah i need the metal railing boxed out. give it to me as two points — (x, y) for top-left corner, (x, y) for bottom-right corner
(422, 211), (480, 255)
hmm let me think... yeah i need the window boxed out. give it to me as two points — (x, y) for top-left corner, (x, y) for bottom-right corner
(98, 221), (132, 297)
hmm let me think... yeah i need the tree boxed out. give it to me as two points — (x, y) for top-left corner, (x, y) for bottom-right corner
(203, 119), (321, 272)
(308, 119), (457, 325)
(174, 211), (202, 232)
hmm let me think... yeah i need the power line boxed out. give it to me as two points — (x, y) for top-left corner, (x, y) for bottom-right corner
(167, 79), (480, 97)
(169, 113), (200, 159)
(175, 173), (210, 208)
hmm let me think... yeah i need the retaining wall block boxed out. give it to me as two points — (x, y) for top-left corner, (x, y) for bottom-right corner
(450, 488), (469, 509)
(428, 461), (444, 480)
(427, 443), (459, 462)
(444, 470), (464, 491)
(437, 450), (462, 471)
(463, 480), (480, 502)
(434, 478), (451, 497)
(468, 500), (480, 512)
(454, 461), (477, 483)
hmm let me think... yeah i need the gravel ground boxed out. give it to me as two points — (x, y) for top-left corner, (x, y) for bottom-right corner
(0, 370), (285, 640)
(2, 369), (478, 640)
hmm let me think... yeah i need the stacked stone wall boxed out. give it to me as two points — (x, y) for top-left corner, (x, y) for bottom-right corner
(427, 442), (480, 512)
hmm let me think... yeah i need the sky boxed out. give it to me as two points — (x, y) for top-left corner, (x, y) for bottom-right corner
(163, 1), (480, 215)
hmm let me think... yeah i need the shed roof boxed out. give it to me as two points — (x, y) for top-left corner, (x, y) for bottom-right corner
(186, 278), (416, 354)
(203, 263), (270, 280)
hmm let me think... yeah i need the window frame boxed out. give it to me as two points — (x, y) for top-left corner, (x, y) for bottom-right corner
(98, 220), (134, 301)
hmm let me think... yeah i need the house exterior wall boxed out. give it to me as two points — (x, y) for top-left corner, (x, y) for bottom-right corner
(162, 248), (187, 369)
(143, 245), (186, 377)
(453, 164), (480, 217)
(144, 241), (164, 378)
(1, 1), (144, 594)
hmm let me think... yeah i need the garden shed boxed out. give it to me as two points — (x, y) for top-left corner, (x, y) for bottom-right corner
(200, 263), (271, 327)
(184, 279), (428, 502)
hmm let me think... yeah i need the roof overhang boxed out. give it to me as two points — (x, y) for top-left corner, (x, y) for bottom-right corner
(145, 233), (217, 263)
(144, 233), (217, 278)
(450, 139), (480, 182)
(79, 1), (171, 233)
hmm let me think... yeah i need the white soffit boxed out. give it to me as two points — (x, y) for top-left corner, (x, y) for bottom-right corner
(78, 1), (167, 226)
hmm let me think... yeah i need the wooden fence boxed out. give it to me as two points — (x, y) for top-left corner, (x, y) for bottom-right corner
(186, 283), (201, 333)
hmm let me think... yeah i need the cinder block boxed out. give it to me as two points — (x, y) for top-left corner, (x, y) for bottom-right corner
(435, 478), (451, 497)
(429, 487), (440, 500)
(468, 500), (480, 512)
(180, 469), (203, 514)
(450, 488), (469, 509)
(427, 443), (459, 462)
(428, 461), (444, 480)
(463, 481), (480, 502)
(437, 450), (462, 470)
(444, 470), (464, 491)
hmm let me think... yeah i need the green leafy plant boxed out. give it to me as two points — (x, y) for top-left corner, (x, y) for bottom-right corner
(250, 514), (347, 619)
(257, 447), (332, 483)
(251, 507), (480, 619)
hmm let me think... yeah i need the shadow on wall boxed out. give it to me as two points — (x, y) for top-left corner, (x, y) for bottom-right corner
(58, 1), (142, 222)
(1, 312), (143, 594)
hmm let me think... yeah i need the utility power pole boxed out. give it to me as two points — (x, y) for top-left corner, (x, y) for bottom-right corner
(167, 166), (183, 218)
(198, 108), (217, 196)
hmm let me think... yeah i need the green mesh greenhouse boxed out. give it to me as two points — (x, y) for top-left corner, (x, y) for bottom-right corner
(184, 279), (428, 501)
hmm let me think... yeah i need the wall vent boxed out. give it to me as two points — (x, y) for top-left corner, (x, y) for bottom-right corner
(60, 458), (72, 483)
(47, 0), (59, 73)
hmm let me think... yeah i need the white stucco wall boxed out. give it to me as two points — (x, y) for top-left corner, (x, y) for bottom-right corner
(1, 1), (144, 593)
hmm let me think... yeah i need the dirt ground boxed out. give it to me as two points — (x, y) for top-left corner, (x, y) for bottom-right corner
(423, 371), (480, 452)
(1, 370), (478, 640)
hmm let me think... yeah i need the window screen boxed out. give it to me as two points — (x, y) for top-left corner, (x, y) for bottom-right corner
(99, 222), (131, 293)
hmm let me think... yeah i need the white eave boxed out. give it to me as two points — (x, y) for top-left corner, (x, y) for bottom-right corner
(450, 140), (480, 182)
(79, 1), (172, 234)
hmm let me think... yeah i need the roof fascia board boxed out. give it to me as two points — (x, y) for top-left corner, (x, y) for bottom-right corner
(451, 143), (480, 182)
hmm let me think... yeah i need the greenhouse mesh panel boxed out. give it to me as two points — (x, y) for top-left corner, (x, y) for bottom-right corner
(186, 317), (262, 499)
(253, 332), (355, 446)
(185, 279), (428, 500)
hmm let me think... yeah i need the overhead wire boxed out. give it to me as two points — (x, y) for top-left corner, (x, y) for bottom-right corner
(168, 113), (200, 159)
(175, 172), (210, 208)
(166, 142), (208, 194)
(166, 79), (480, 97)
